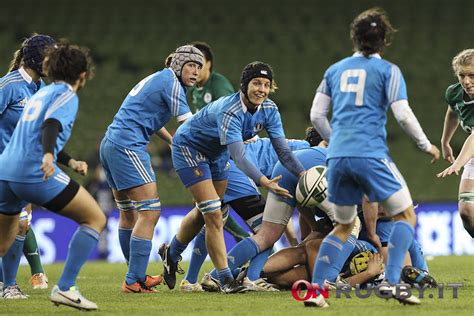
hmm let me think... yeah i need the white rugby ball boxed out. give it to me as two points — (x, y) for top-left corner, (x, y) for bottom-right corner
(296, 165), (328, 208)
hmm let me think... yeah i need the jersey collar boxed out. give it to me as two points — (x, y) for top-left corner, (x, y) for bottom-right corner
(18, 67), (33, 84)
(353, 52), (382, 59)
(54, 81), (74, 91)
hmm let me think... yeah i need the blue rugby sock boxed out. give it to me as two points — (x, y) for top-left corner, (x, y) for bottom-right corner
(386, 221), (415, 284)
(216, 267), (233, 285)
(312, 234), (355, 288)
(2, 235), (25, 287)
(185, 229), (208, 284)
(169, 236), (188, 263)
(409, 239), (428, 271)
(210, 237), (259, 280)
(125, 235), (152, 285)
(247, 248), (272, 281)
(58, 226), (99, 291)
(118, 228), (133, 263)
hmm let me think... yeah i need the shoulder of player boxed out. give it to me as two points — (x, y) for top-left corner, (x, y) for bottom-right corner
(260, 99), (279, 111)
(445, 82), (463, 105)
(0, 71), (24, 89)
(210, 72), (232, 84)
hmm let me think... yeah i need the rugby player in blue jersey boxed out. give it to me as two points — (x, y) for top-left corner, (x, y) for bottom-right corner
(99, 45), (204, 293)
(0, 34), (56, 298)
(180, 136), (312, 292)
(0, 43), (103, 310)
(309, 8), (440, 307)
(160, 62), (305, 293)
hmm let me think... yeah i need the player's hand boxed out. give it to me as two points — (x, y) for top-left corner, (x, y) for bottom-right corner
(40, 153), (55, 180)
(366, 232), (382, 253)
(261, 175), (293, 199)
(428, 144), (441, 164)
(69, 159), (88, 176)
(441, 143), (455, 164)
(244, 135), (259, 144)
(366, 253), (384, 277)
(437, 163), (461, 178)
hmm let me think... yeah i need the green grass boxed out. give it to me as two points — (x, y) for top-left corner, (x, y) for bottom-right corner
(1, 256), (473, 315)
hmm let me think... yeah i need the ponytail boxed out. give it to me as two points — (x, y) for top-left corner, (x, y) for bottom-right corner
(8, 48), (24, 72)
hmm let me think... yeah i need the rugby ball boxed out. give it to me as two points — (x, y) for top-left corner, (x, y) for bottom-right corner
(296, 165), (328, 208)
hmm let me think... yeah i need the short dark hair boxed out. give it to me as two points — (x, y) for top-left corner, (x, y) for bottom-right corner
(350, 7), (396, 57)
(43, 42), (94, 84)
(191, 41), (214, 71)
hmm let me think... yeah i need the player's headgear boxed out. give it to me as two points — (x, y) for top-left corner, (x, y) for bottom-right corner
(240, 61), (273, 99)
(349, 250), (372, 275)
(305, 126), (323, 147)
(22, 34), (56, 75)
(169, 45), (204, 78)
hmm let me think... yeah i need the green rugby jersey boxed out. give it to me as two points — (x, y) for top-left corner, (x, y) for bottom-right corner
(446, 82), (474, 133)
(188, 72), (233, 111)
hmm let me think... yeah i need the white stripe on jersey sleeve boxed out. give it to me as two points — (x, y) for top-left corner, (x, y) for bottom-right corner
(44, 91), (75, 120)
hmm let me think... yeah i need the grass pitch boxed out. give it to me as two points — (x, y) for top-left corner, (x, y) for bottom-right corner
(1, 256), (472, 315)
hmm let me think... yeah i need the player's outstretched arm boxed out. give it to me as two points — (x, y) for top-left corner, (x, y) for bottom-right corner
(441, 106), (459, 163)
(310, 92), (332, 141)
(437, 132), (474, 178)
(390, 100), (440, 163)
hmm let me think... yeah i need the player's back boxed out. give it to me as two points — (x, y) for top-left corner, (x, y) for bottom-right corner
(324, 54), (405, 159)
(106, 68), (186, 149)
(0, 83), (78, 183)
(0, 70), (43, 153)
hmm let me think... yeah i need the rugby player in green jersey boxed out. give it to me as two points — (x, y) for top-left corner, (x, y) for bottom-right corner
(188, 42), (234, 112)
(438, 49), (474, 237)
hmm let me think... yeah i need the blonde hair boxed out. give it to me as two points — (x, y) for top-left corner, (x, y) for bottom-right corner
(452, 49), (474, 75)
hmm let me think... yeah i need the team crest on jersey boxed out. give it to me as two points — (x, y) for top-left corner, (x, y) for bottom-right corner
(196, 152), (206, 162)
(204, 92), (212, 104)
(193, 168), (203, 177)
(18, 98), (28, 108)
(253, 122), (264, 133)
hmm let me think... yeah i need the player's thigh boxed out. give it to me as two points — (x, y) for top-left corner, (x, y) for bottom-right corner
(101, 138), (156, 191)
(0, 213), (20, 255)
(59, 186), (106, 230)
(326, 158), (364, 205)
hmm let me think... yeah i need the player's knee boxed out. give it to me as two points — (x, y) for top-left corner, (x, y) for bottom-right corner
(393, 207), (417, 226)
(334, 205), (357, 225)
(115, 199), (135, 212)
(204, 211), (224, 231)
(93, 211), (107, 233)
(18, 219), (29, 236)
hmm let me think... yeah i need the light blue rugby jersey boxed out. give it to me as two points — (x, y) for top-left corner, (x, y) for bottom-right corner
(224, 139), (310, 203)
(174, 92), (285, 159)
(0, 82), (78, 183)
(272, 147), (328, 207)
(105, 68), (192, 149)
(0, 68), (45, 153)
(317, 53), (407, 159)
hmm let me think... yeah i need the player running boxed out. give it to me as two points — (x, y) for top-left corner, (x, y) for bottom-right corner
(437, 49), (474, 238)
(0, 34), (57, 298)
(309, 7), (439, 307)
(160, 61), (305, 293)
(0, 42), (103, 311)
(99, 45), (204, 293)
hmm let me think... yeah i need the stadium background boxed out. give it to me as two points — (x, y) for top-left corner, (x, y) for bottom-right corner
(1, 0), (474, 261)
